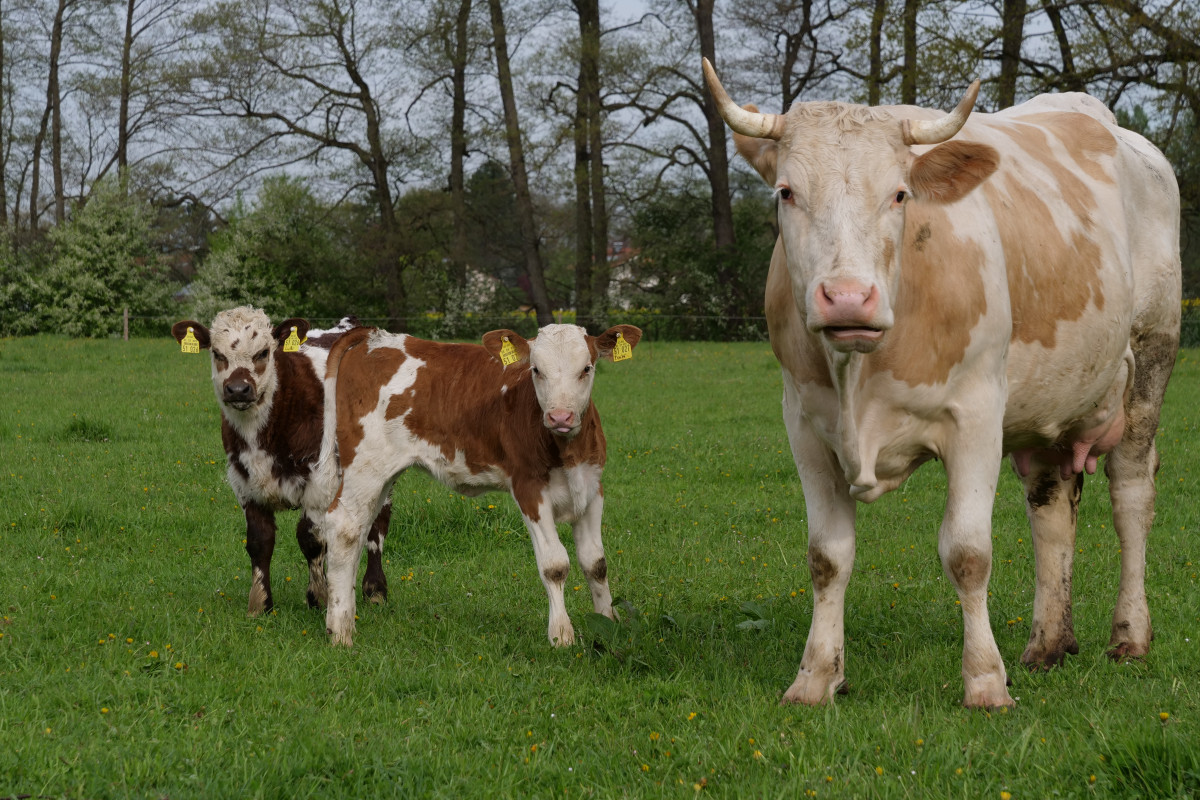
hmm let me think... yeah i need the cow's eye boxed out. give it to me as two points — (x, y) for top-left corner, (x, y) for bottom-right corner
(778, 187), (793, 202)
(582, 365), (592, 377)
(895, 190), (907, 204)
(531, 366), (540, 377)
(254, 349), (269, 361)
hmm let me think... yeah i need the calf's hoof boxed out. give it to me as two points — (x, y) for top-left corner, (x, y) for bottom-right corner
(362, 577), (388, 605)
(1020, 634), (1079, 671)
(963, 673), (1015, 709)
(549, 620), (576, 647)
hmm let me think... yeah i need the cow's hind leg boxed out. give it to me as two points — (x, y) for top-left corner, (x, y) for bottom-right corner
(244, 502), (277, 616)
(571, 492), (614, 620)
(296, 512), (327, 608)
(1017, 464), (1082, 669)
(362, 497), (391, 605)
(1105, 331), (1176, 659)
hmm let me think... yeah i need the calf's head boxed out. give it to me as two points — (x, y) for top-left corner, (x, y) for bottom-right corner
(483, 324), (642, 438)
(702, 58), (998, 354)
(172, 307), (310, 413)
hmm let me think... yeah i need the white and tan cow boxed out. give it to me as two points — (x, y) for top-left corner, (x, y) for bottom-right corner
(172, 308), (391, 615)
(318, 323), (641, 648)
(704, 60), (1181, 707)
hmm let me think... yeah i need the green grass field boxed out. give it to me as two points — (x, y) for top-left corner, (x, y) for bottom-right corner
(1, 335), (1198, 799)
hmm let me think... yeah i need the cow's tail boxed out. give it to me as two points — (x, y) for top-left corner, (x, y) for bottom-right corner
(316, 327), (374, 506)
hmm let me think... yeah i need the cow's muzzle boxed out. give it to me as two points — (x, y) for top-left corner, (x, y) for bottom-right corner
(811, 279), (887, 353)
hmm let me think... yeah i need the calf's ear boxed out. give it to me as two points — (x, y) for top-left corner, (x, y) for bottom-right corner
(908, 141), (999, 204)
(482, 329), (531, 366)
(594, 325), (642, 361)
(272, 318), (311, 345)
(172, 320), (211, 349)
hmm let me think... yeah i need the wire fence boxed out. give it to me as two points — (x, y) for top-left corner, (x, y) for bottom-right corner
(120, 306), (1200, 346)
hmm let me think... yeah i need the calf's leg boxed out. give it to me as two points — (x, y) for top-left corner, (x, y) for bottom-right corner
(244, 501), (277, 616)
(296, 512), (327, 608)
(571, 491), (613, 620)
(324, 478), (390, 647)
(516, 489), (574, 646)
(362, 497), (391, 605)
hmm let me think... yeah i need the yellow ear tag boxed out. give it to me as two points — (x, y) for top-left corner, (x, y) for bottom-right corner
(180, 327), (200, 354)
(499, 337), (519, 366)
(612, 332), (632, 362)
(282, 326), (305, 353)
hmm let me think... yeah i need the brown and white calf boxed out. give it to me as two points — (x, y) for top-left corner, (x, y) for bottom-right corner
(318, 323), (641, 647)
(705, 60), (1180, 707)
(172, 307), (390, 615)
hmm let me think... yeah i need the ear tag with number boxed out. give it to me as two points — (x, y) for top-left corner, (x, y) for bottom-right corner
(612, 332), (632, 362)
(282, 326), (305, 353)
(180, 327), (200, 354)
(499, 337), (519, 366)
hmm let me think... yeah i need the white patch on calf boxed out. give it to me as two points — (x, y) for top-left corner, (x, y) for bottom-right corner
(527, 324), (596, 436)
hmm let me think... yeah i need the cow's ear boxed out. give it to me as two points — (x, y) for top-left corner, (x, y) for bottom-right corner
(594, 325), (642, 362)
(172, 320), (210, 349)
(272, 318), (310, 346)
(733, 105), (778, 185)
(482, 329), (531, 366)
(908, 141), (999, 204)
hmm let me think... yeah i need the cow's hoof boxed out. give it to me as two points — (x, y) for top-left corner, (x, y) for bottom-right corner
(1020, 634), (1079, 671)
(1106, 641), (1150, 662)
(328, 628), (354, 648)
(549, 621), (576, 647)
(963, 673), (1015, 709)
(780, 671), (842, 706)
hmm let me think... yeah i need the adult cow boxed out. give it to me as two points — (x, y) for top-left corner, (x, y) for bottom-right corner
(172, 308), (391, 616)
(318, 323), (641, 648)
(703, 59), (1180, 708)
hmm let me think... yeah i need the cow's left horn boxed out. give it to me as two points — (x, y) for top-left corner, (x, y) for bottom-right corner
(702, 57), (784, 140)
(901, 80), (981, 145)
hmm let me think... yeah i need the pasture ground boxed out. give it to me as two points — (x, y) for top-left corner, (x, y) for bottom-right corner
(1, 335), (1198, 799)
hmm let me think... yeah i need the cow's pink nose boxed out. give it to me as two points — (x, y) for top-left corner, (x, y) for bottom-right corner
(813, 279), (880, 327)
(546, 409), (575, 430)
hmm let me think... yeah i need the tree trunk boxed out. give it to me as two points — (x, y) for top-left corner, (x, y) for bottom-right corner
(997, 0), (1027, 107)
(487, 0), (553, 326)
(1042, 0), (1082, 92)
(31, 0), (69, 231)
(117, 0), (135, 176)
(867, 0), (887, 105)
(0, 11), (7, 229)
(449, 0), (472, 290)
(50, 0), (65, 223)
(901, 0), (918, 104)
(692, 0), (734, 251)
(572, 66), (594, 328)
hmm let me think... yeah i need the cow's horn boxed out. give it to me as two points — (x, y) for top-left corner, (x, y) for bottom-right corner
(702, 57), (784, 140)
(901, 80), (981, 145)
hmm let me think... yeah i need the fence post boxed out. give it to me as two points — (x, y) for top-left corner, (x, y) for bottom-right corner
(123, 308), (129, 341)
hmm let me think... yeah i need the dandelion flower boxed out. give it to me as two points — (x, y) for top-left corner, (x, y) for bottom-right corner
(875, 767), (883, 776)
(1160, 712), (1170, 721)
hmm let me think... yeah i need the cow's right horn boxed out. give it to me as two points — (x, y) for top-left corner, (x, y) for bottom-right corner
(901, 80), (981, 145)
(702, 58), (784, 140)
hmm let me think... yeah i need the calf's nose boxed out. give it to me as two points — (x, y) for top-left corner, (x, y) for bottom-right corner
(224, 380), (254, 403)
(546, 409), (575, 431)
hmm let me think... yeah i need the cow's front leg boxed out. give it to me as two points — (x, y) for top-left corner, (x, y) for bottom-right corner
(296, 512), (327, 609)
(516, 488), (574, 646)
(943, 437), (1013, 708)
(571, 489), (614, 620)
(1016, 462), (1082, 669)
(362, 497), (391, 605)
(781, 404), (856, 705)
(244, 501), (277, 616)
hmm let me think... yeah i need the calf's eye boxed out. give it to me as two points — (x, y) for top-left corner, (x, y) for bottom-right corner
(254, 349), (269, 361)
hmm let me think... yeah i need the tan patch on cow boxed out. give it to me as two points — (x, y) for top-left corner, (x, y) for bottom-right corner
(335, 338), (407, 468)
(764, 239), (832, 388)
(994, 118), (1111, 221)
(983, 177), (1105, 348)
(868, 204), (987, 387)
(1019, 112), (1117, 184)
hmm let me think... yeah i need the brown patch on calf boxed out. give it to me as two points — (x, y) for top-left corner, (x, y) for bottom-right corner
(543, 564), (569, 584)
(869, 204), (987, 386)
(330, 330), (406, 467)
(983, 176), (1106, 348)
(587, 557), (608, 583)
